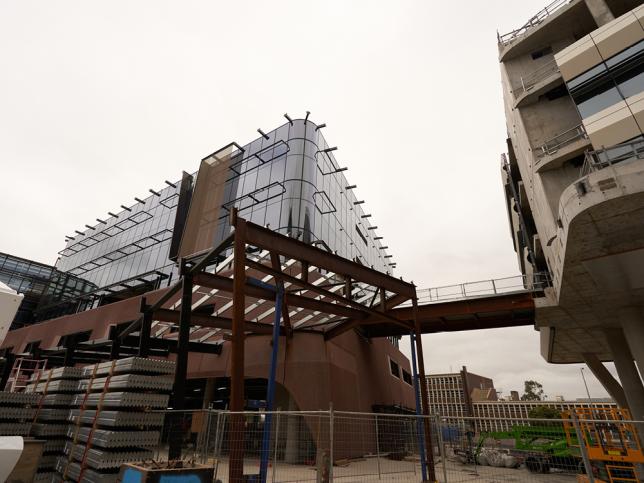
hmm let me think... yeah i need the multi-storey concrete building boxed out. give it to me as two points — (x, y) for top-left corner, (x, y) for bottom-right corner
(499, 0), (644, 421)
(472, 399), (617, 431)
(426, 367), (496, 423)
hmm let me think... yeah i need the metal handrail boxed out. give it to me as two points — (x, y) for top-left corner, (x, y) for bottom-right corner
(405, 272), (550, 306)
(536, 123), (587, 158)
(498, 0), (571, 46)
(520, 58), (560, 93)
(581, 139), (644, 177)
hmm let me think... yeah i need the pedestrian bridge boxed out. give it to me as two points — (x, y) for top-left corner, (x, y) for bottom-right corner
(361, 273), (548, 338)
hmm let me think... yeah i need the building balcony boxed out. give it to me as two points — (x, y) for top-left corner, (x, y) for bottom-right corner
(581, 138), (644, 177)
(498, 0), (571, 47)
(513, 58), (563, 108)
(498, 0), (580, 61)
(534, 123), (591, 172)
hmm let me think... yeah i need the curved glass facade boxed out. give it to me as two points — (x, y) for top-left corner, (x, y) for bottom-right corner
(54, 118), (394, 314)
(203, 119), (393, 273)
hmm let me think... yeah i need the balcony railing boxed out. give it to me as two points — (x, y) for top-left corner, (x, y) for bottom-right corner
(404, 272), (550, 306)
(581, 139), (644, 177)
(536, 123), (587, 159)
(498, 0), (571, 46)
(520, 58), (560, 93)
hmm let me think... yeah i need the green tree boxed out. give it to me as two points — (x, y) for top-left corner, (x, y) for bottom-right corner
(520, 380), (544, 401)
(528, 405), (561, 419)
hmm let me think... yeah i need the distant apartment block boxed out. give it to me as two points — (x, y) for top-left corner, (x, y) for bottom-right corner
(426, 367), (496, 422)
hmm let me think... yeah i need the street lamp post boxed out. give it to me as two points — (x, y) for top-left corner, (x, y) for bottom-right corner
(580, 367), (593, 406)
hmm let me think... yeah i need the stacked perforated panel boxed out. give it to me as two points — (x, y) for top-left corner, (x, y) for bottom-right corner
(26, 366), (83, 482)
(55, 357), (174, 483)
(0, 391), (40, 436)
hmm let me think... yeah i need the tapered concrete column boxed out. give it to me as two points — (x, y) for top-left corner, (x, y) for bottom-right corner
(582, 352), (628, 408)
(584, 0), (615, 27)
(620, 307), (644, 378)
(605, 328), (644, 421)
(284, 394), (299, 463)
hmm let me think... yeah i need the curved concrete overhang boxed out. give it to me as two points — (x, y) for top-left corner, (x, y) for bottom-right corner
(499, 0), (587, 62)
(534, 135), (591, 173)
(536, 158), (644, 363)
(513, 72), (563, 109)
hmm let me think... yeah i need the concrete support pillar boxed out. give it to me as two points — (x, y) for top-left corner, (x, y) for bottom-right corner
(284, 393), (299, 464)
(584, 0), (615, 27)
(202, 378), (217, 409)
(605, 328), (644, 420)
(620, 307), (644, 378)
(582, 352), (628, 408)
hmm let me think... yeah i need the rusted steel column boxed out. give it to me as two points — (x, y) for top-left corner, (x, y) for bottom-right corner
(413, 298), (436, 482)
(138, 297), (152, 358)
(169, 266), (193, 460)
(229, 217), (247, 483)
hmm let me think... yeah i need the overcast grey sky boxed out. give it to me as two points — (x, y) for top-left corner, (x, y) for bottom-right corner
(0, 0), (616, 399)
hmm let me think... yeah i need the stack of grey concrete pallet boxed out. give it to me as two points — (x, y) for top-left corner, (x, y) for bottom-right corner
(55, 357), (174, 483)
(0, 391), (40, 436)
(25, 366), (83, 483)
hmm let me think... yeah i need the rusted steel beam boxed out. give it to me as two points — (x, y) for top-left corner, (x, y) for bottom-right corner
(193, 271), (368, 320)
(229, 215), (246, 483)
(324, 314), (412, 340)
(413, 298), (436, 481)
(392, 292), (534, 320)
(384, 293), (410, 310)
(362, 313), (534, 337)
(152, 308), (277, 335)
(246, 259), (395, 321)
(239, 221), (416, 297)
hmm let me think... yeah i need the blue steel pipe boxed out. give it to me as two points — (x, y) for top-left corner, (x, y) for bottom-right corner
(410, 332), (428, 481)
(259, 285), (283, 483)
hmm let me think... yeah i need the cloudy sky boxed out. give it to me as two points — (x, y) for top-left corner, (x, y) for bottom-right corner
(0, 1), (616, 399)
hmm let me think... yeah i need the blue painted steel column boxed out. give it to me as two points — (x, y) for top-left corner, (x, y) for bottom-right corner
(410, 332), (428, 481)
(259, 286), (283, 483)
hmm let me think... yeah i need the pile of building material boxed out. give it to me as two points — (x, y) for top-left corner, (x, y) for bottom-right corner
(25, 366), (83, 482)
(54, 357), (175, 483)
(0, 391), (40, 436)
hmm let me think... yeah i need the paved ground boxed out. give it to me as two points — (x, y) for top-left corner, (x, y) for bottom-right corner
(207, 457), (579, 482)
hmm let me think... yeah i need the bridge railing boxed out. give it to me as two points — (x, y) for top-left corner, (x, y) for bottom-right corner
(408, 272), (549, 306)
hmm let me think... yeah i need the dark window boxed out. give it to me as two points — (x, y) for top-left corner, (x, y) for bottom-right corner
(24, 341), (40, 354)
(389, 359), (400, 378)
(402, 369), (413, 386)
(531, 46), (553, 60)
(58, 330), (92, 348)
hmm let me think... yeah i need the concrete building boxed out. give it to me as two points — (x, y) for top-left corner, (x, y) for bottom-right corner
(472, 399), (617, 432)
(426, 367), (496, 423)
(498, 0), (644, 422)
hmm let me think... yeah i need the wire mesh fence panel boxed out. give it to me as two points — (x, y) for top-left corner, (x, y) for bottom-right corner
(154, 410), (209, 462)
(148, 410), (643, 483)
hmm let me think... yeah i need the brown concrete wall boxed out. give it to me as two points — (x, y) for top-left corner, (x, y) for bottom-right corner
(2, 295), (414, 413)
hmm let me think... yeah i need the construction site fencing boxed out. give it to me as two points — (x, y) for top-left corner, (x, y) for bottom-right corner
(146, 410), (644, 482)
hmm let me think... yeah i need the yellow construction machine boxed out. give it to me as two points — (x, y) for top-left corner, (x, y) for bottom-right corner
(563, 407), (643, 483)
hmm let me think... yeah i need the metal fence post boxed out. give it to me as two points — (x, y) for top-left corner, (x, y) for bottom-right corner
(435, 415), (448, 483)
(201, 408), (212, 464)
(272, 410), (280, 483)
(572, 412), (595, 483)
(329, 404), (334, 482)
(374, 414), (381, 480)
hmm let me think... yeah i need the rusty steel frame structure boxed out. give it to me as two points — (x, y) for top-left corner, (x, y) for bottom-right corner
(116, 209), (437, 482)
